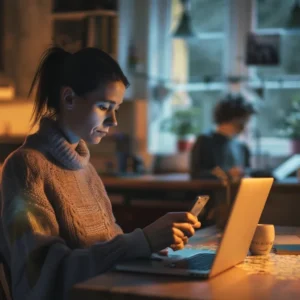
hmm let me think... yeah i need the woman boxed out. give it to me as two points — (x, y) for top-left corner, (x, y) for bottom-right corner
(0, 47), (200, 300)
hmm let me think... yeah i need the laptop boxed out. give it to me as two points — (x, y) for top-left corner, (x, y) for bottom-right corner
(251, 154), (300, 181)
(272, 154), (300, 181)
(115, 178), (274, 278)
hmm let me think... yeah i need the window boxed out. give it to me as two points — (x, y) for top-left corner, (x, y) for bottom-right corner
(255, 0), (300, 76)
(251, 0), (300, 158)
(257, 0), (296, 29)
(188, 0), (227, 133)
(152, 0), (228, 154)
(189, 0), (226, 81)
(149, 0), (300, 165)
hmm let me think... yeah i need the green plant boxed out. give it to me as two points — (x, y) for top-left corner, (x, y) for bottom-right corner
(277, 96), (300, 139)
(160, 108), (201, 138)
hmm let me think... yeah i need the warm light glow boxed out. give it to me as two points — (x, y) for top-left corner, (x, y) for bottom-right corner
(0, 86), (15, 101)
(0, 101), (37, 136)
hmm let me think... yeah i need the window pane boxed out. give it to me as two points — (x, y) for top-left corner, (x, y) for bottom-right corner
(256, 89), (300, 137)
(283, 35), (300, 74)
(189, 90), (223, 130)
(256, 0), (295, 29)
(256, 34), (300, 76)
(190, 0), (226, 33)
(189, 38), (224, 81)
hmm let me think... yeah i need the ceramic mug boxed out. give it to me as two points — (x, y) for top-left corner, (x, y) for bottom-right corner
(250, 224), (275, 255)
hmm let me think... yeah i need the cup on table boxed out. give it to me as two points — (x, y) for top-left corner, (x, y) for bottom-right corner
(250, 224), (275, 255)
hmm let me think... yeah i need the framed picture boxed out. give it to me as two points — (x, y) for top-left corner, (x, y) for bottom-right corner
(246, 33), (280, 66)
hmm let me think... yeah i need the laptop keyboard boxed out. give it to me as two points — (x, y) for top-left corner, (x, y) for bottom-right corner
(168, 253), (216, 270)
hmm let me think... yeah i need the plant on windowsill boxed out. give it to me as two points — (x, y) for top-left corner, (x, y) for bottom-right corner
(277, 95), (300, 154)
(160, 108), (201, 152)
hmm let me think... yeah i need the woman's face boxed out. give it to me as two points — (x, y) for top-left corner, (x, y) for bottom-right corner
(62, 81), (125, 144)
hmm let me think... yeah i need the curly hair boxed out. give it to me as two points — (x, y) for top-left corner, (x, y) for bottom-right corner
(214, 94), (256, 125)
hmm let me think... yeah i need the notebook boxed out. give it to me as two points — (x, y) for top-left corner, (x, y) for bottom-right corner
(274, 235), (300, 255)
(274, 244), (300, 255)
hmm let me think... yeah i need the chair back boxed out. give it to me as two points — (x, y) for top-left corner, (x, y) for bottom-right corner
(0, 175), (12, 300)
(0, 258), (12, 300)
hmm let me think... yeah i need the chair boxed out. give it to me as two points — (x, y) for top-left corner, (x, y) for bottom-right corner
(0, 186), (12, 300)
(0, 259), (12, 300)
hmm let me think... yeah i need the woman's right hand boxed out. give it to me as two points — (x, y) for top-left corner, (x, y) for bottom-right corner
(142, 212), (201, 252)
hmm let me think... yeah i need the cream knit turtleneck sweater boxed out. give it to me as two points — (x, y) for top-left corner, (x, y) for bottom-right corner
(0, 118), (151, 300)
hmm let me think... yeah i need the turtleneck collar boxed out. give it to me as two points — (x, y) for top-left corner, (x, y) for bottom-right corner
(25, 117), (90, 170)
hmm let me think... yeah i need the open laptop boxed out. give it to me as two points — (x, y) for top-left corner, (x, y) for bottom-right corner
(115, 178), (274, 278)
(251, 154), (300, 181)
(272, 154), (300, 181)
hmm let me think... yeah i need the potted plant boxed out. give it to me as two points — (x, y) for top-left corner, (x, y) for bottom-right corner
(161, 108), (201, 152)
(277, 96), (300, 153)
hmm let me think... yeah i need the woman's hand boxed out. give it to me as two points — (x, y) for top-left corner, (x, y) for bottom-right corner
(143, 212), (201, 252)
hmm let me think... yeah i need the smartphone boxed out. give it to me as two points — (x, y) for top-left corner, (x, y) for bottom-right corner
(190, 195), (210, 217)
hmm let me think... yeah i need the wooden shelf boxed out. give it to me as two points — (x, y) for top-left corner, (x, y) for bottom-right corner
(51, 9), (118, 20)
(52, 9), (118, 56)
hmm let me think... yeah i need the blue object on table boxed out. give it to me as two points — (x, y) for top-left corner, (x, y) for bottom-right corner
(274, 244), (300, 255)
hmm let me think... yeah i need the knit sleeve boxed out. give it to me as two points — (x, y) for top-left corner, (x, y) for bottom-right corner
(1, 151), (151, 300)
(87, 163), (124, 236)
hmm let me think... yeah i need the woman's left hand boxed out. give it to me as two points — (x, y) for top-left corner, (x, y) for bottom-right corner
(157, 248), (169, 256)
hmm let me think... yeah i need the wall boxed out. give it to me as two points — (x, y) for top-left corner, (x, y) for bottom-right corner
(0, 0), (150, 157)
(3, 0), (52, 97)
(0, 0), (52, 135)
(0, 100), (35, 136)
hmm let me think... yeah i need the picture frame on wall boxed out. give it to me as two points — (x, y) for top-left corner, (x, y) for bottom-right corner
(246, 33), (281, 66)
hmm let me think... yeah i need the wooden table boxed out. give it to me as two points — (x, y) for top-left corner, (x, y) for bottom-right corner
(102, 174), (223, 191)
(102, 173), (300, 193)
(103, 174), (300, 228)
(70, 226), (300, 300)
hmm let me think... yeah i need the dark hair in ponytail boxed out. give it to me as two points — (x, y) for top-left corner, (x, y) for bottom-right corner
(29, 47), (70, 127)
(29, 46), (130, 128)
